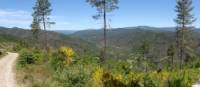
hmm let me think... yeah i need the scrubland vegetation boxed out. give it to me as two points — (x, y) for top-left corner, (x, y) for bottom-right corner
(14, 47), (200, 87)
(1, 0), (200, 87)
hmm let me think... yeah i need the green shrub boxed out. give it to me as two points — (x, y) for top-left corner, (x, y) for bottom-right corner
(0, 51), (2, 56)
(31, 48), (44, 63)
(167, 76), (185, 87)
(166, 71), (195, 87)
(53, 66), (91, 87)
(143, 75), (156, 87)
(189, 59), (200, 68)
(126, 80), (141, 87)
(49, 51), (65, 71)
(17, 49), (43, 68)
(102, 72), (126, 87)
(13, 41), (29, 52)
(18, 50), (35, 67)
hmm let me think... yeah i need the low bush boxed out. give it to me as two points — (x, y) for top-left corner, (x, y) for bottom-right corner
(50, 47), (76, 71)
(59, 47), (75, 65)
(92, 66), (125, 87)
(17, 49), (43, 68)
(0, 51), (2, 56)
(126, 80), (141, 87)
(49, 51), (65, 71)
(53, 65), (92, 87)
(167, 76), (185, 87)
(143, 75), (156, 87)
(0, 49), (5, 57)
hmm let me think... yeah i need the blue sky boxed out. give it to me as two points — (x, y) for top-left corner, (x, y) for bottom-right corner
(0, 0), (200, 30)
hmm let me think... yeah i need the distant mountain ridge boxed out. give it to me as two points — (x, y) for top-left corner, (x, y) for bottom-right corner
(1, 26), (200, 35)
(0, 27), (97, 53)
(53, 26), (200, 35)
(54, 30), (78, 35)
(1, 26), (200, 59)
(71, 26), (200, 59)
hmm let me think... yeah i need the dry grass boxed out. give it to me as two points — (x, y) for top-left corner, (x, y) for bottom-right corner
(16, 64), (58, 87)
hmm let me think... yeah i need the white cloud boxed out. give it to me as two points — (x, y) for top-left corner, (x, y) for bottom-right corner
(0, 9), (80, 30)
(0, 19), (30, 24)
(0, 9), (30, 17)
(0, 9), (32, 28)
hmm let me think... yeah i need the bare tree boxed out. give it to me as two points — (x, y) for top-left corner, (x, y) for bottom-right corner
(32, 0), (52, 52)
(86, 0), (119, 63)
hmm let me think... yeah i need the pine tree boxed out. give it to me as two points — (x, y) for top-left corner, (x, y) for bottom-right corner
(167, 44), (175, 71)
(140, 40), (150, 72)
(86, 0), (119, 63)
(31, 14), (41, 41)
(174, 0), (195, 69)
(32, 0), (52, 52)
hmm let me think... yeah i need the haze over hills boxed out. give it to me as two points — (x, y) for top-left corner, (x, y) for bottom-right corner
(53, 26), (200, 35)
(1, 26), (200, 35)
(54, 26), (178, 35)
(53, 30), (78, 35)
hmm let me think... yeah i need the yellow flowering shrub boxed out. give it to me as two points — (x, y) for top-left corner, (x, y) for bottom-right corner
(160, 71), (170, 81)
(92, 66), (125, 87)
(115, 74), (123, 81)
(92, 66), (104, 87)
(90, 68), (200, 87)
(59, 47), (75, 65)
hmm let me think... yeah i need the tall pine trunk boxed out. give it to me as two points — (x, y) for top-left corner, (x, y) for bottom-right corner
(171, 55), (174, 71)
(180, 27), (184, 69)
(42, 15), (47, 51)
(42, 14), (48, 61)
(102, 0), (107, 63)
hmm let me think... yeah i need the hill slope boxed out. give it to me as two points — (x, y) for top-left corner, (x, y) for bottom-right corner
(0, 27), (97, 53)
(72, 27), (200, 59)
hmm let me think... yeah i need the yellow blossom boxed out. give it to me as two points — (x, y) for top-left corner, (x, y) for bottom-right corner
(59, 47), (75, 65)
(92, 66), (104, 87)
(115, 74), (123, 81)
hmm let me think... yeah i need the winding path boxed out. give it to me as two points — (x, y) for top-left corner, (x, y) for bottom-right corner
(0, 53), (19, 87)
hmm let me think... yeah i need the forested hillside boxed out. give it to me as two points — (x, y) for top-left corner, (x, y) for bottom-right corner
(73, 27), (200, 60)
(1, 0), (200, 87)
(0, 27), (97, 54)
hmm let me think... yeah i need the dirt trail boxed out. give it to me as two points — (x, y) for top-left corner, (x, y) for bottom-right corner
(0, 53), (19, 87)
